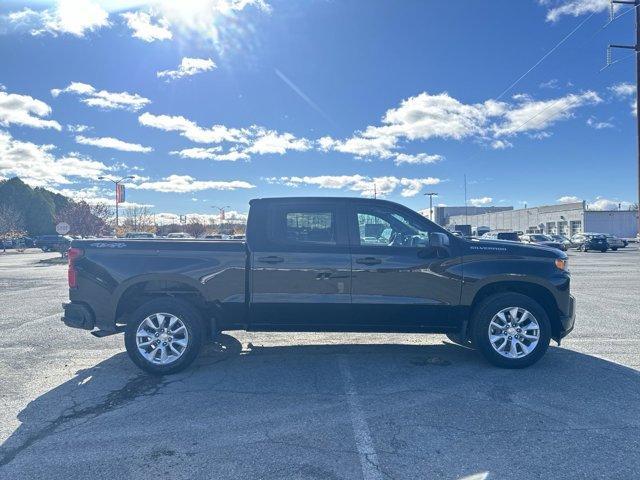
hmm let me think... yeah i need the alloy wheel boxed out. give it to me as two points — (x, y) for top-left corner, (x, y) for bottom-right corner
(135, 313), (189, 365)
(488, 307), (540, 359)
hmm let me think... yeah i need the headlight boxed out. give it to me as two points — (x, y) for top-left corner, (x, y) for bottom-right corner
(555, 258), (568, 270)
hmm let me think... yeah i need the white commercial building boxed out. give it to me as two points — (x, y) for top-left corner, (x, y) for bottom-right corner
(444, 201), (638, 238)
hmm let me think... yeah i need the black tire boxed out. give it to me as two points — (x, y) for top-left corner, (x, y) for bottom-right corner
(471, 293), (551, 369)
(611, 247), (617, 251)
(600, 248), (607, 253)
(124, 298), (204, 375)
(583, 245), (588, 252)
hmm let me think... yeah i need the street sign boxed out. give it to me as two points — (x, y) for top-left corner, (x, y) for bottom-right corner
(56, 222), (70, 235)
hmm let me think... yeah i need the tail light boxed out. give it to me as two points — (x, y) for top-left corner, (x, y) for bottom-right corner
(68, 247), (83, 288)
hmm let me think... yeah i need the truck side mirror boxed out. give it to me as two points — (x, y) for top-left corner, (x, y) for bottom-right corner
(429, 232), (449, 248)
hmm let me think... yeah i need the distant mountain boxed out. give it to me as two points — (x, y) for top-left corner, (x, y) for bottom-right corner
(0, 177), (72, 236)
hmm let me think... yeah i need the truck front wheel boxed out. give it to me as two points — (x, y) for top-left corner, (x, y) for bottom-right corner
(124, 298), (204, 375)
(472, 293), (551, 369)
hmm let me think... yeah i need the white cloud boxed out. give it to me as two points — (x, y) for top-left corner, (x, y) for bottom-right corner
(140, 112), (311, 157)
(609, 82), (636, 116)
(0, 91), (61, 130)
(609, 82), (635, 98)
(586, 116), (614, 129)
(170, 146), (250, 161)
(121, 11), (172, 42)
(54, 185), (154, 208)
(67, 124), (91, 133)
(490, 139), (513, 150)
(153, 0), (271, 46)
(541, 0), (612, 22)
(76, 135), (153, 153)
(557, 195), (581, 204)
(268, 174), (440, 198)
(469, 197), (492, 206)
(539, 79), (560, 89)
(492, 91), (602, 137)
(52, 82), (150, 111)
(588, 197), (633, 211)
(138, 112), (249, 143)
(6, 0), (110, 37)
(245, 128), (312, 155)
(130, 174), (255, 193)
(0, 130), (109, 187)
(393, 153), (443, 165)
(321, 90), (600, 161)
(157, 57), (216, 80)
(318, 129), (398, 159)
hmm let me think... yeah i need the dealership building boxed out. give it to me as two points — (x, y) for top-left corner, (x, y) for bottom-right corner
(437, 201), (638, 238)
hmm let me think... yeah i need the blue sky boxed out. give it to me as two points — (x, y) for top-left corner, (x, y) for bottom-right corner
(0, 0), (637, 222)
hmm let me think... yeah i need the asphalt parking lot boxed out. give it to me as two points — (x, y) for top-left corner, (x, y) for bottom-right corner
(0, 247), (639, 479)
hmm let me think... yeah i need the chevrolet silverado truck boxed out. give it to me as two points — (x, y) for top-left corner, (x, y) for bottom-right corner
(62, 197), (575, 374)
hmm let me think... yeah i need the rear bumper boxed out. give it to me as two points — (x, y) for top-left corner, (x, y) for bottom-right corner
(557, 294), (575, 339)
(62, 302), (95, 330)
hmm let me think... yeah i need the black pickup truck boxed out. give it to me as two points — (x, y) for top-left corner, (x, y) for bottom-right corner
(63, 197), (575, 374)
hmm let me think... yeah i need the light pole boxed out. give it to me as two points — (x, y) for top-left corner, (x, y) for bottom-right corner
(424, 192), (438, 223)
(212, 205), (230, 226)
(98, 175), (134, 229)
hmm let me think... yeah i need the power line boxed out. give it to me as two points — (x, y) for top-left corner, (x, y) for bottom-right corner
(496, 12), (596, 100)
(600, 49), (636, 71)
(591, 3), (639, 38)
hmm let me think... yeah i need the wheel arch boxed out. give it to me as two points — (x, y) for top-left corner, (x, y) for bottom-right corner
(114, 274), (215, 331)
(468, 280), (562, 340)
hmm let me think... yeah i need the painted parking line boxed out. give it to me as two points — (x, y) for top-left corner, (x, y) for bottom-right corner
(338, 355), (383, 480)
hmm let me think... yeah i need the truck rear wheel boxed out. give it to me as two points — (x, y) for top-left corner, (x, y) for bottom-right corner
(471, 293), (551, 369)
(124, 298), (204, 375)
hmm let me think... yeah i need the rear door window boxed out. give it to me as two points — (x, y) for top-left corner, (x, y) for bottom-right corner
(267, 203), (346, 247)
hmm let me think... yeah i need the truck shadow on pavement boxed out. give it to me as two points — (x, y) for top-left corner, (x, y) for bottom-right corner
(2, 334), (640, 478)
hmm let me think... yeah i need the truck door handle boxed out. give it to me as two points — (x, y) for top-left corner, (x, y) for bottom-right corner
(355, 257), (382, 265)
(257, 255), (284, 264)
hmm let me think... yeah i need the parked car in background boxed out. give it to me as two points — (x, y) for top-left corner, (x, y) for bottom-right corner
(570, 233), (608, 252)
(204, 234), (223, 239)
(0, 236), (33, 249)
(550, 235), (571, 250)
(482, 231), (521, 242)
(125, 232), (156, 239)
(35, 235), (72, 252)
(604, 235), (624, 251)
(520, 234), (566, 251)
(166, 232), (193, 239)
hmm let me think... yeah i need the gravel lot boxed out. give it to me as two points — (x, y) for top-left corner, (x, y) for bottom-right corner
(0, 247), (639, 479)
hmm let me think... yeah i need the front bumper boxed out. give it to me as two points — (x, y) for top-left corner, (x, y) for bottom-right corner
(62, 302), (95, 330)
(557, 294), (575, 339)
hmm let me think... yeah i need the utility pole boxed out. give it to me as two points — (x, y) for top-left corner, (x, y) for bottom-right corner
(609, 0), (640, 238)
(424, 192), (438, 222)
(98, 175), (134, 230)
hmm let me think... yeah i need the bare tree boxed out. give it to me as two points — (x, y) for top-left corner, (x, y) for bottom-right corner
(56, 201), (111, 238)
(120, 206), (156, 236)
(0, 204), (26, 252)
(185, 218), (206, 238)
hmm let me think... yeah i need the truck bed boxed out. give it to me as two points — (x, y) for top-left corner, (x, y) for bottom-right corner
(69, 238), (248, 331)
